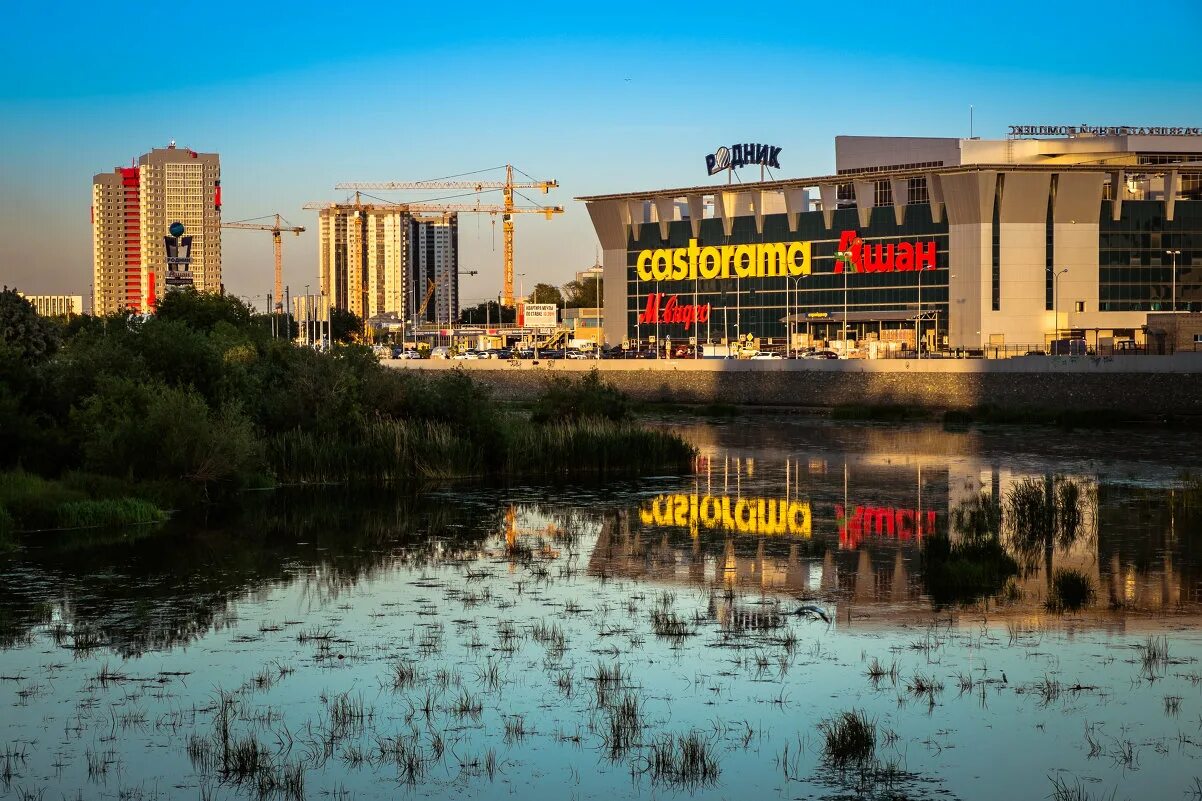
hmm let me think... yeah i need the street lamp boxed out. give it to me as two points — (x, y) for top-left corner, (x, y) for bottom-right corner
(789, 274), (805, 358)
(1049, 267), (1068, 341)
(1167, 249), (1182, 312)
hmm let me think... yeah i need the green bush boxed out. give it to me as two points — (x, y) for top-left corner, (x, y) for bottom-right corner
(531, 369), (630, 424)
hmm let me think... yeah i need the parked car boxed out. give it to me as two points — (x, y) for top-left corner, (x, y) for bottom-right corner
(430, 346), (451, 360)
(566, 349), (592, 359)
(802, 349), (841, 360)
(748, 350), (782, 360)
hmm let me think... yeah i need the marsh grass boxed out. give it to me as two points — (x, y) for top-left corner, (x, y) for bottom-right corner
(642, 730), (720, 787)
(601, 692), (643, 758)
(1047, 569), (1096, 612)
(818, 709), (877, 770)
(1048, 774), (1118, 801)
(0, 470), (167, 534)
(269, 415), (695, 483)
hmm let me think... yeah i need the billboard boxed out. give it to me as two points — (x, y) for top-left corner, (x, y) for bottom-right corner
(164, 221), (194, 290)
(520, 303), (557, 328)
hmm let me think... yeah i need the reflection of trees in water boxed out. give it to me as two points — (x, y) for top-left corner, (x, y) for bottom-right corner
(0, 488), (499, 657)
(1004, 476), (1096, 576)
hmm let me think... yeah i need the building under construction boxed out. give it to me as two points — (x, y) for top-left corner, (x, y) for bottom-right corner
(316, 204), (459, 325)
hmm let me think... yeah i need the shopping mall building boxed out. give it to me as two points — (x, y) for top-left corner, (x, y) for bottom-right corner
(579, 127), (1202, 352)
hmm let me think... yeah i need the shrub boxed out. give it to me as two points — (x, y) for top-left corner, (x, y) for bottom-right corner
(921, 532), (1019, 608)
(1047, 568), (1095, 612)
(531, 369), (630, 424)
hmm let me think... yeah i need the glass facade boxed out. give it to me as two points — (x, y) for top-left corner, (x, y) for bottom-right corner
(1099, 200), (1202, 312)
(625, 205), (949, 344)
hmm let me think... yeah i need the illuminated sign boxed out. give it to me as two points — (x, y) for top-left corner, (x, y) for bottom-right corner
(837, 504), (935, 549)
(1009, 124), (1202, 138)
(638, 293), (710, 330)
(636, 239), (811, 282)
(835, 231), (937, 274)
(640, 493), (812, 538)
(706, 143), (782, 176)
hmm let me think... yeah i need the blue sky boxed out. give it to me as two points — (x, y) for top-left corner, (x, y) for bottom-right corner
(2, 0), (1200, 307)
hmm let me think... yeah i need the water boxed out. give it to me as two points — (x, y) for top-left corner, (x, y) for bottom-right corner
(3, 417), (1202, 800)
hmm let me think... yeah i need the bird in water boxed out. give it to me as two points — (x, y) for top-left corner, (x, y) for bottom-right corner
(792, 604), (831, 623)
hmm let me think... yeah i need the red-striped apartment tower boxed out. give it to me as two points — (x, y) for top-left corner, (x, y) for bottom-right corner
(92, 143), (221, 314)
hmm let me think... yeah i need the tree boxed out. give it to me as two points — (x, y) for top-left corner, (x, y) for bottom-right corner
(155, 289), (253, 332)
(458, 301), (515, 325)
(0, 287), (60, 363)
(564, 277), (603, 308)
(529, 283), (564, 306)
(329, 308), (363, 343)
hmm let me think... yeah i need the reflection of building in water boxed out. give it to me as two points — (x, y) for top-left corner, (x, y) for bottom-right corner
(598, 436), (1202, 617)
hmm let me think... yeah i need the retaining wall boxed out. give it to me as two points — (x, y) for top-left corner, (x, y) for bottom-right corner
(384, 355), (1202, 414)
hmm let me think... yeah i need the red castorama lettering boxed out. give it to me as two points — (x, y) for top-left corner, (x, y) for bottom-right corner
(835, 230), (937, 274)
(638, 293), (711, 331)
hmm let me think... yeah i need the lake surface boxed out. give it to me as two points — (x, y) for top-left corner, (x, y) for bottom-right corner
(3, 417), (1202, 800)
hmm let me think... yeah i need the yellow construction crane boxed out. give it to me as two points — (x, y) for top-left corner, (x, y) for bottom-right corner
(416, 279), (436, 320)
(221, 214), (305, 310)
(334, 166), (561, 307)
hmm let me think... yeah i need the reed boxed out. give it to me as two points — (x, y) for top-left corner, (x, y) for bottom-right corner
(1047, 569), (1095, 612)
(818, 709), (877, 770)
(643, 730), (720, 787)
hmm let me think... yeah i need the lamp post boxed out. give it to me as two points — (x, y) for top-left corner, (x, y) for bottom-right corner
(1167, 249), (1182, 312)
(788, 274), (804, 358)
(916, 266), (923, 359)
(1049, 267), (1068, 342)
(655, 280), (660, 358)
(596, 267), (603, 360)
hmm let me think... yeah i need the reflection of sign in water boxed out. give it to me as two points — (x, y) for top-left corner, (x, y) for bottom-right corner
(837, 504), (935, 549)
(641, 494), (811, 537)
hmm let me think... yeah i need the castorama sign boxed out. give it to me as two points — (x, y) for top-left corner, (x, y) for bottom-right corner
(706, 143), (782, 176)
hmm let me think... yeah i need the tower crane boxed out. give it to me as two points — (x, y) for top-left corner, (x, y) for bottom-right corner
(221, 214), (305, 310)
(334, 165), (561, 307)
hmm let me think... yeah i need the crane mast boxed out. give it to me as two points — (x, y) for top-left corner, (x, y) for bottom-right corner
(222, 213), (305, 311)
(334, 165), (560, 307)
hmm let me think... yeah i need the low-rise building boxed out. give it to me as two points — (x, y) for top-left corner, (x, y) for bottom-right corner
(20, 294), (83, 316)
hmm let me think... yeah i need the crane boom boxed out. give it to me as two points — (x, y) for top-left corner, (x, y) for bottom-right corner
(222, 213), (305, 310)
(327, 164), (559, 307)
(302, 201), (560, 217)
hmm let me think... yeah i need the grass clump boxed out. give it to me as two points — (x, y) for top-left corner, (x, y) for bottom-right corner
(531, 368), (630, 424)
(0, 469), (168, 536)
(1046, 568), (1095, 612)
(643, 730), (720, 787)
(818, 709), (876, 770)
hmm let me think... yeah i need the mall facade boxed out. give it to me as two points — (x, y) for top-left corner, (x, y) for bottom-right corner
(579, 129), (1202, 352)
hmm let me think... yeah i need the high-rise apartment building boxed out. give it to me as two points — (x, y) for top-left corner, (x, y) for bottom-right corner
(316, 205), (459, 324)
(409, 214), (458, 325)
(92, 143), (221, 315)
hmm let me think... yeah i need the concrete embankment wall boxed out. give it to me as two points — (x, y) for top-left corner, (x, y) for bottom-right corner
(385, 355), (1202, 415)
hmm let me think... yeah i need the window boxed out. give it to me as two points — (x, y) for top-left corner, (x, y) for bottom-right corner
(992, 177), (1002, 311)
